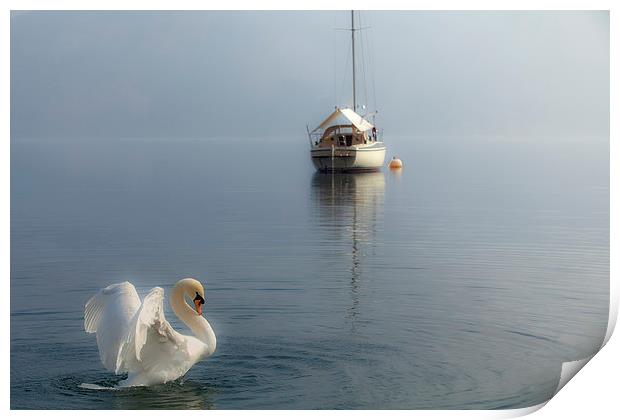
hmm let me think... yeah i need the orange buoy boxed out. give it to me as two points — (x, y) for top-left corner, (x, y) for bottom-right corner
(388, 156), (403, 169)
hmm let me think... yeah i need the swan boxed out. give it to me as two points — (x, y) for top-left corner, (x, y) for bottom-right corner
(84, 278), (216, 387)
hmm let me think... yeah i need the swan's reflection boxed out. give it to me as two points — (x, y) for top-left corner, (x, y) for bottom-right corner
(310, 172), (385, 331)
(111, 380), (217, 409)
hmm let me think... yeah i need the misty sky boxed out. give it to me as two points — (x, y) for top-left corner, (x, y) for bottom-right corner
(10, 11), (609, 139)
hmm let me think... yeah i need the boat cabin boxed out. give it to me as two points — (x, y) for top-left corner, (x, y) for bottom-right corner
(319, 124), (370, 147)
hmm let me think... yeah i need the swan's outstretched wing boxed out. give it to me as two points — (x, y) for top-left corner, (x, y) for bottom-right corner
(116, 287), (191, 380)
(84, 282), (142, 372)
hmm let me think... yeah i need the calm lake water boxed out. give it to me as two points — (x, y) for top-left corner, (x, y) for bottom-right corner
(11, 136), (609, 409)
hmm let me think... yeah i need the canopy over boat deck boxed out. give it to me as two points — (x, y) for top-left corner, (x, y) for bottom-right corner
(311, 108), (374, 134)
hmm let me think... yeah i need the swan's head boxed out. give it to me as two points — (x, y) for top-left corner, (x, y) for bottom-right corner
(176, 278), (206, 316)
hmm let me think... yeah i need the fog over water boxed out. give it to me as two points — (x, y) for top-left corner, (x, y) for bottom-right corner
(11, 11), (608, 139)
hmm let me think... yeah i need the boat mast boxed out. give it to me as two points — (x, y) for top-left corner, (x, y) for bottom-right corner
(351, 10), (356, 112)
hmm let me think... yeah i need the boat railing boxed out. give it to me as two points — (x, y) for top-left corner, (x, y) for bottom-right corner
(308, 129), (324, 147)
(308, 126), (383, 147)
(375, 127), (384, 142)
(361, 127), (384, 143)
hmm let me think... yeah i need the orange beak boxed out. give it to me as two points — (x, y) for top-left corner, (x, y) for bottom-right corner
(193, 299), (203, 315)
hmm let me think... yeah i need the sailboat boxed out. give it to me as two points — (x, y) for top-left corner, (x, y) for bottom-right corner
(308, 11), (386, 172)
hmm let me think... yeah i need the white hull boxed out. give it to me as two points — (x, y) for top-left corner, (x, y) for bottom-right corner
(311, 142), (386, 172)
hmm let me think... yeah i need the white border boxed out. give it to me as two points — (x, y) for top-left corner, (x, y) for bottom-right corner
(3, 1), (616, 419)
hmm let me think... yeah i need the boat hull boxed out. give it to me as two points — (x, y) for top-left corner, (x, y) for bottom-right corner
(310, 142), (386, 172)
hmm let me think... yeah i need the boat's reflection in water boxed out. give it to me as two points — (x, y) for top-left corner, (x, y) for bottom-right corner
(310, 171), (385, 331)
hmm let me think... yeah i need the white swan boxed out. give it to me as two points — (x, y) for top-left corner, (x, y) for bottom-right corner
(84, 278), (216, 387)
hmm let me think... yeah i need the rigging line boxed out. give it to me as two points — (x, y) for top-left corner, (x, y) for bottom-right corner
(359, 12), (368, 113)
(368, 15), (378, 114)
(363, 17), (371, 110)
(339, 36), (352, 109)
(333, 14), (337, 106)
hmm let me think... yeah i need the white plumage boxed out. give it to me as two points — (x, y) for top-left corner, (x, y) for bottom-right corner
(84, 278), (216, 387)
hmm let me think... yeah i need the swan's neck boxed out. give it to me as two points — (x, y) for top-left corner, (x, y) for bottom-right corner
(170, 283), (217, 356)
